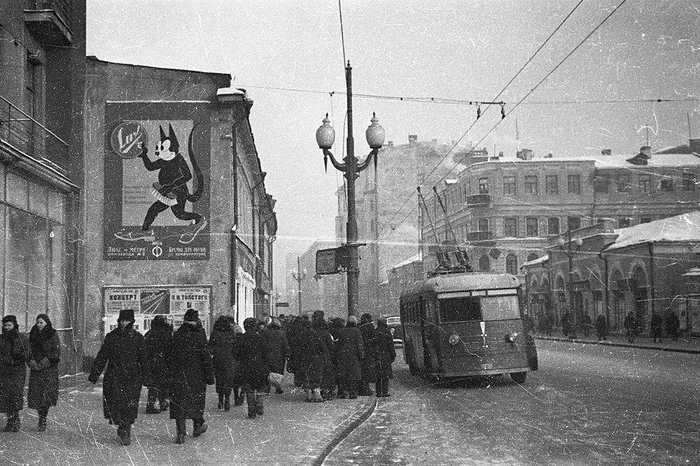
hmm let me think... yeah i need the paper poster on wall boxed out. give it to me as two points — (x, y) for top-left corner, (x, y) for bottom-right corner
(103, 102), (210, 260)
(103, 285), (211, 336)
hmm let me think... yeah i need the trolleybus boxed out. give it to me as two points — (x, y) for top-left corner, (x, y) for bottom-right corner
(400, 272), (538, 383)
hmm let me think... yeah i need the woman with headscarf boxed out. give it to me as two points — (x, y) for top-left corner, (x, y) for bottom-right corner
(208, 315), (237, 411)
(0, 315), (30, 432)
(234, 318), (270, 419)
(88, 309), (146, 446)
(144, 315), (172, 414)
(27, 314), (60, 431)
(169, 308), (214, 444)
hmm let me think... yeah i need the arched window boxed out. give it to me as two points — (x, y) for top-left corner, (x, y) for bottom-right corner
(506, 254), (518, 275)
(479, 255), (490, 272)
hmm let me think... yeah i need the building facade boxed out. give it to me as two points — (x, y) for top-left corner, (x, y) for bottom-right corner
(0, 0), (86, 376)
(83, 58), (276, 359)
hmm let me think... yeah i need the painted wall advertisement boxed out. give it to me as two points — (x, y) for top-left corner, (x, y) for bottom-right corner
(104, 102), (210, 260)
(103, 285), (211, 336)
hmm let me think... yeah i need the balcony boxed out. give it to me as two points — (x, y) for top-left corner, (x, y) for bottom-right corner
(0, 95), (69, 176)
(466, 193), (491, 207)
(24, 0), (73, 46)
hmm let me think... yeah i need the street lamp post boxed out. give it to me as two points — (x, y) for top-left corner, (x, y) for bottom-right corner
(557, 230), (583, 339)
(291, 256), (306, 316)
(316, 61), (385, 318)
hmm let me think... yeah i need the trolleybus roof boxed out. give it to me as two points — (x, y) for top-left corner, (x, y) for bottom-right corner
(401, 272), (520, 298)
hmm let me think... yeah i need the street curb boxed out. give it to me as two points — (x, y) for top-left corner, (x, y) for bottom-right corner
(536, 336), (700, 354)
(312, 398), (378, 466)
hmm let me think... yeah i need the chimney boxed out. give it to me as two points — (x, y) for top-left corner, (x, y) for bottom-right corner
(640, 146), (652, 157)
(601, 149), (612, 155)
(517, 149), (533, 160)
(498, 151), (504, 158)
(408, 135), (418, 145)
(387, 141), (394, 148)
(690, 139), (700, 154)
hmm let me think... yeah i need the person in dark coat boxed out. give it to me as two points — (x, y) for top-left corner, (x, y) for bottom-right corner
(650, 313), (663, 343)
(328, 317), (345, 395)
(88, 309), (146, 446)
(144, 315), (172, 414)
(595, 314), (607, 341)
(285, 316), (306, 388)
(296, 318), (325, 402)
(311, 311), (336, 401)
(335, 315), (364, 399)
(373, 318), (396, 397)
(0, 315), (30, 432)
(263, 318), (289, 394)
(208, 315), (238, 410)
(624, 311), (637, 343)
(561, 311), (571, 337)
(358, 313), (376, 396)
(666, 311), (681, 341)
(581, 313), (592, 338)
(27, 314), (60, 431)
(234, 318), (270, 418)
(169, 308), (214, 444)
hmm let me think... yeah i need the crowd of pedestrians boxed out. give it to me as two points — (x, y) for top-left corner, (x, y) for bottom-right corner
(1, 307), (396, 446)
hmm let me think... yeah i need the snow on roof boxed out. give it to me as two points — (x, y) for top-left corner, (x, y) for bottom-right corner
(522, 254), (549, 267)
(605, 211), (700, 251)
(585, 152), (700, 169)
(216, 87), (246, 96)
(389, 253), (423, 270)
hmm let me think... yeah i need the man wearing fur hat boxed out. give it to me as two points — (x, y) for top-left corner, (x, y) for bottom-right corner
(0, 315), (30, 432)
(88, 309), (147, 446)
(168, 308), (214, 444)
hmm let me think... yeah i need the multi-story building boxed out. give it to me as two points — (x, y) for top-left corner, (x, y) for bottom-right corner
(83, 58), (276, 358)
(0, 0), (86, 376)
(425, 143), (700, 281)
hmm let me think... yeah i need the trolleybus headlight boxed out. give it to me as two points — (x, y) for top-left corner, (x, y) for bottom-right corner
(448, 334), (460, 346)
(504, 332), (518, 343)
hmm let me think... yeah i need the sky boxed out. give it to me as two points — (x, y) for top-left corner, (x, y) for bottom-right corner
(86, 0), (700, 291)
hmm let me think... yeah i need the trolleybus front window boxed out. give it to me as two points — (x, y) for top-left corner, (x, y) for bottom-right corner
(480, 296), (520, 320)
(439, 295), (520, 322)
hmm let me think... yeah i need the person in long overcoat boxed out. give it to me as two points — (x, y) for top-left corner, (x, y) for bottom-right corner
(263, 318), (289, 394)
(27, 314), (60, 431)
(285, 316), (306, 387)
(144, 315), (172, 414)
(373, 318), (396, 397)
(208, 315), (238, 410)
(335, 315), (364, 399)
(311, 311), (336, 401)
(561, 311), (571, 337)
(358, 313), (376, 396)
(666, 311), (681, 341)
(296, 318), (325, 402)
(624, 311), (637, 343)
(88, 309), (146, 446)
(169, 308), (214, 444)
(595, 314), (607, 341)
(234, 318), (270, 419)
(0, 315), (30, 432)
(650, 312), (663, 343)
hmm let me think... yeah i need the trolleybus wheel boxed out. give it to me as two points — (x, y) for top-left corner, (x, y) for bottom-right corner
(510, 372), (527, 384)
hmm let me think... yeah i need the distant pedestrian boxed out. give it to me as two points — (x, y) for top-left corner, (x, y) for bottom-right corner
(169, 309), (215, 444)
(373, 318), (396, 397)
(624, 311), (637, 343)
(88, 309), (146, 446)
(666, 311), (681, 341)
(336, 315), (364, 399)
(581, 313), (592, 338)
(208, 316), (238, 411)
(358, 313), (376, 396)
(311, 311), (336, 401)
(234, 318), (270, 419)
(0, 315), (30, 432)
(561, 311), (571, 337)
(144, 315), (172, 414)
(650, 313), (663, 343)
(27, 314), (60, 431)
(595, 314), (607, 341)
(263, 318), (289, 394)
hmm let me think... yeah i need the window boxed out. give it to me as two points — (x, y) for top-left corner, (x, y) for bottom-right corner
(640, 217), (652, 224)
(526, 217), (538, 237)
(478, 218), (489, 232)
(617, 174), (630, 193)
(478, 255), (490, 272)
(639, 174), (651, 192)
(503, 176), (516, 196)
(506, 254), (518, 275)
(439, 297), (482, 322)
(524, 175), (538, 195)
(567, 174), (581, 194)
(568, 216), (581, 231)
(660, 178), (674, 192)
(683, 173), (696, 191)
(547, 217), (560, 235)
(594, 176), (609, 193)
(619, 218), (631, 228)
(545, 175), (559, 195)
(478, 178), (489, 194)
(504, 217), (517, 237)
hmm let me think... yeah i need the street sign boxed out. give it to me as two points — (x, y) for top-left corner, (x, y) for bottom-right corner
(316, 246), (348, 275)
